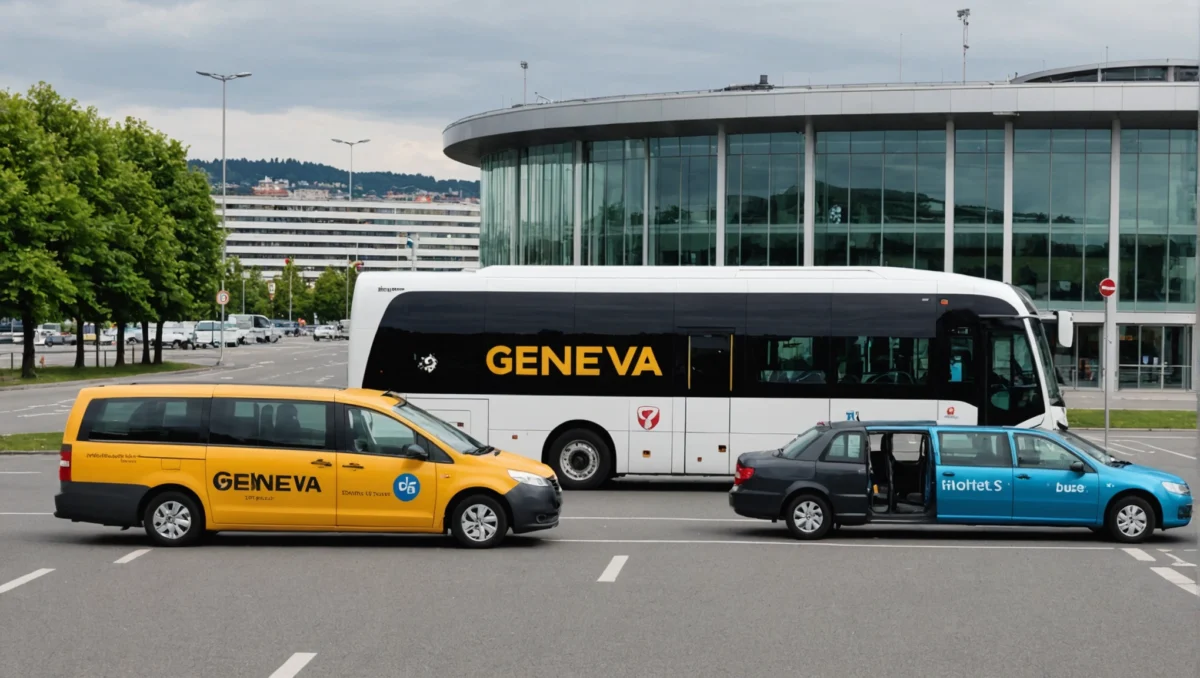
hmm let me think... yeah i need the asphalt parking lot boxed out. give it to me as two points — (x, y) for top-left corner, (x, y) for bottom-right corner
(0, 338), (346, 435)
(1, 444), (1196, 678)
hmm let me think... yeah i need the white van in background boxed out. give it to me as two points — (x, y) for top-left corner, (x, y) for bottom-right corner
(227, 314), (278, 343)
(190, 320), (240, 348)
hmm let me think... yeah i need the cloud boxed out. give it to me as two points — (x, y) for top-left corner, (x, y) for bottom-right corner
(1, 0), (1196, 176)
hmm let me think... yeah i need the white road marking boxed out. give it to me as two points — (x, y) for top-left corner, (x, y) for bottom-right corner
(1109, 442), (1151, 454)
(563, 516), (756, 523)
(0, 471), (41, 474)
(1136, 442), (1197, 460)
(550, 539), (1114, 550)
(597, 555), (629, 582)
(269, 652), (318, 678)
(0, 512), (53, 515)
(1159, 551), (1196, 568)
(1149, 567), (1200, 596)
(1122, 547), (1156, 562)
(0, 568), (54, 595)
(114, 549), (151, 564)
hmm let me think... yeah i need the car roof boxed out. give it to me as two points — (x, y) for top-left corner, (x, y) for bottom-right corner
(828, 420), (937, 429)
(74, 384), (399, 405)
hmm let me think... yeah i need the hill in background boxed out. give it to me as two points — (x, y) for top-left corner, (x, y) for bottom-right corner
(188, 157), (480, 198)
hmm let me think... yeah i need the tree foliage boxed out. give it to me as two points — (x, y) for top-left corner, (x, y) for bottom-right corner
(0, 83), (226, 376)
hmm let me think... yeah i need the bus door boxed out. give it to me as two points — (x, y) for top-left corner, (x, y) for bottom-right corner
(935, 310), (982, 426)
(684, 332), (733, 475)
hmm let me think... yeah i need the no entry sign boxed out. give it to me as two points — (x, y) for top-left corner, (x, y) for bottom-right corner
(1098, 278), (1116, 298)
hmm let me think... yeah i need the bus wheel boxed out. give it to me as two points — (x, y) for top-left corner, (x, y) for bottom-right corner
(548, 429), (611, 491)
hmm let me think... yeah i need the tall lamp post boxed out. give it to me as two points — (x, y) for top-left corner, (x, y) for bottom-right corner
(331, 138), (370, 200)
(241, 269), (249, 314)
(520, 61), (528, 105)
(956, 9), (970, 83)
(196, 70), (252, 364)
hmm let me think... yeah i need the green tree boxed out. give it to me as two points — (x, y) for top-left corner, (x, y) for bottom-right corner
(308, 267), (347, 325)
(0, 89), (87, 377)
(270, 259), (308, 321)
(24, 84), (114, 368)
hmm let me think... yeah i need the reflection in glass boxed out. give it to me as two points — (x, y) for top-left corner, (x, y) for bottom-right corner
(519, 143), (574, 265)
(817, 130), (945, 269)
(583, 140), (644, 265)
(650, 137), (716, 266)
(1119, 130), (1197, 311)
(480, 149), (519, 266)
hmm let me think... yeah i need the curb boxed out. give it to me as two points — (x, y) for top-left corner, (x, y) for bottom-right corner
(1072, 428), (1196, 433)
(0, 364), (216, 392)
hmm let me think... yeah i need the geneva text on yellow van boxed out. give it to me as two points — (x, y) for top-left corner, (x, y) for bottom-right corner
(53, 385), (562, 548)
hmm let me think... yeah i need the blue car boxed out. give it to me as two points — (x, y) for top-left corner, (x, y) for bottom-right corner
(729, 421), (1192, 543)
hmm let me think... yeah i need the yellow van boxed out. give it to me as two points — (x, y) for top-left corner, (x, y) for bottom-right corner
(54, 385), (562, 548)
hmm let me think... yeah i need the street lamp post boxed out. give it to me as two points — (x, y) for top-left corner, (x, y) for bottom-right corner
(196, 70), (252, 365)
(241, 269), (249, 314)
(956, 9), (970, 83)
(331, 138), (370, 200)
(520, 61), (528, 105)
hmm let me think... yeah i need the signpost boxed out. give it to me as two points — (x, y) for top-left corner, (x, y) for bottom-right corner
(268, 280), (276, 301)
(1098, 278), (1116, 448)
(216, 289), (229, 365)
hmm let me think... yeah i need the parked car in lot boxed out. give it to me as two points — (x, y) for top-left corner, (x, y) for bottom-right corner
(272, 319), (301, 337)
(190, 320), (240, 348)
(44, 333), (66, 346)
(312, 325), (337, 341)
(157, 322), (192, 349)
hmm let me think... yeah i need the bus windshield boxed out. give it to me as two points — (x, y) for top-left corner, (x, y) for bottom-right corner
(1030, 319), (1064, 407)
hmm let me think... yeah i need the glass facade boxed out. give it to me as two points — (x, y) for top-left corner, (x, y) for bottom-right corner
(726, 133), (804, 266)
(582, 140), (645, 265)
(953, 129), (1005, 280)
(518, 143), (574, 265)
(814, 131), (946, 269)
(1118, 324), (1193, 390)
(649, 136), (718, 265)
(474, 120), (1197, 391)
(1012, 129), (1111, 311)
(479, 149), (518, 267)
(1118, 129), (1197, 311)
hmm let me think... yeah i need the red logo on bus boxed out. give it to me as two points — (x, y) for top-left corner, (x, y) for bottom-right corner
(946, 406), (956, 417)
(637, 406), (661, 431)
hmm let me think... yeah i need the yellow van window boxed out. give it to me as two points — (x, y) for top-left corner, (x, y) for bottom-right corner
(210, 399), (332, 451)
(82, 398), (208, 444)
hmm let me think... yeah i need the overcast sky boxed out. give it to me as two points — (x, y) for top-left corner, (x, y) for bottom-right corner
(2, 0), (1196, 180)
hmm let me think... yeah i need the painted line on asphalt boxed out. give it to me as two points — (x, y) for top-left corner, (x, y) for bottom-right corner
(1136, 442), (1197, 460)
(114, 549), (151, 564)
(1149, 567), (1200, 596)
(1159, 551), (1196, 568)
(0, 568), (54, 595)
(268, 652), (317, 678)
(562, 516), (756, 523)
(597, 555), (629, 582)
(550, 539), (1114, 550)
(1108, 442), (1151, 455)
(1122, 547), (1157, 562)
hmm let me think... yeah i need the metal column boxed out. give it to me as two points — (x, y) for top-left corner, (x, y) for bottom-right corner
(573, 140), (583, 265)
(803, 119), (816, 266)
(1002, 121), (1014, 283)
(716, 124), (727, 266)
(944, 119), (956, 272)
(1106, 119), (1122, 395)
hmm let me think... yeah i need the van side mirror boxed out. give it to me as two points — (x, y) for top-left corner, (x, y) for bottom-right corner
(1069, 461), (1085, 473)
(1055, 311), (1074, 349)
(403, 444), (429, 461)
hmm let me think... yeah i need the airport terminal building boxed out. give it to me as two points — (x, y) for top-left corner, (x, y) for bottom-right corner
(443, 59), (1199, 392)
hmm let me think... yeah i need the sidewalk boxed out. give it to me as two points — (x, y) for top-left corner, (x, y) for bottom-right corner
(1064, 389), (1197, 411)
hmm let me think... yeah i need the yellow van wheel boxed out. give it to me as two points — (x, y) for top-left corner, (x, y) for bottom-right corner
(142, 491), (204, 547)
(449, 494), (508, 548)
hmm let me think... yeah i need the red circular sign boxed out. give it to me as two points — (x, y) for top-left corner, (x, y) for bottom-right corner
(354, 261), (363, 271)
(1098, 278), (1116, 297)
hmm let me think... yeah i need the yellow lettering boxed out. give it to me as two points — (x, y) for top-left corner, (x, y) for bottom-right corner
(576, 346), (601, 376)
(542, 346), (572, 375)
(487, 346), (513, 375)
(606, 346), (637, 376)
(631, 347), (662, 376)
(515, 346), (538, 375)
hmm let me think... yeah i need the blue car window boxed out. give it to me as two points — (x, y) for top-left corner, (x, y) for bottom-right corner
(1013, 434), (1087, 471)
(937, 432), (1013, 468)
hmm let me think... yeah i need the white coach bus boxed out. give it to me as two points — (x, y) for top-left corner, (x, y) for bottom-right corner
(348, 266), (1072, 490)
